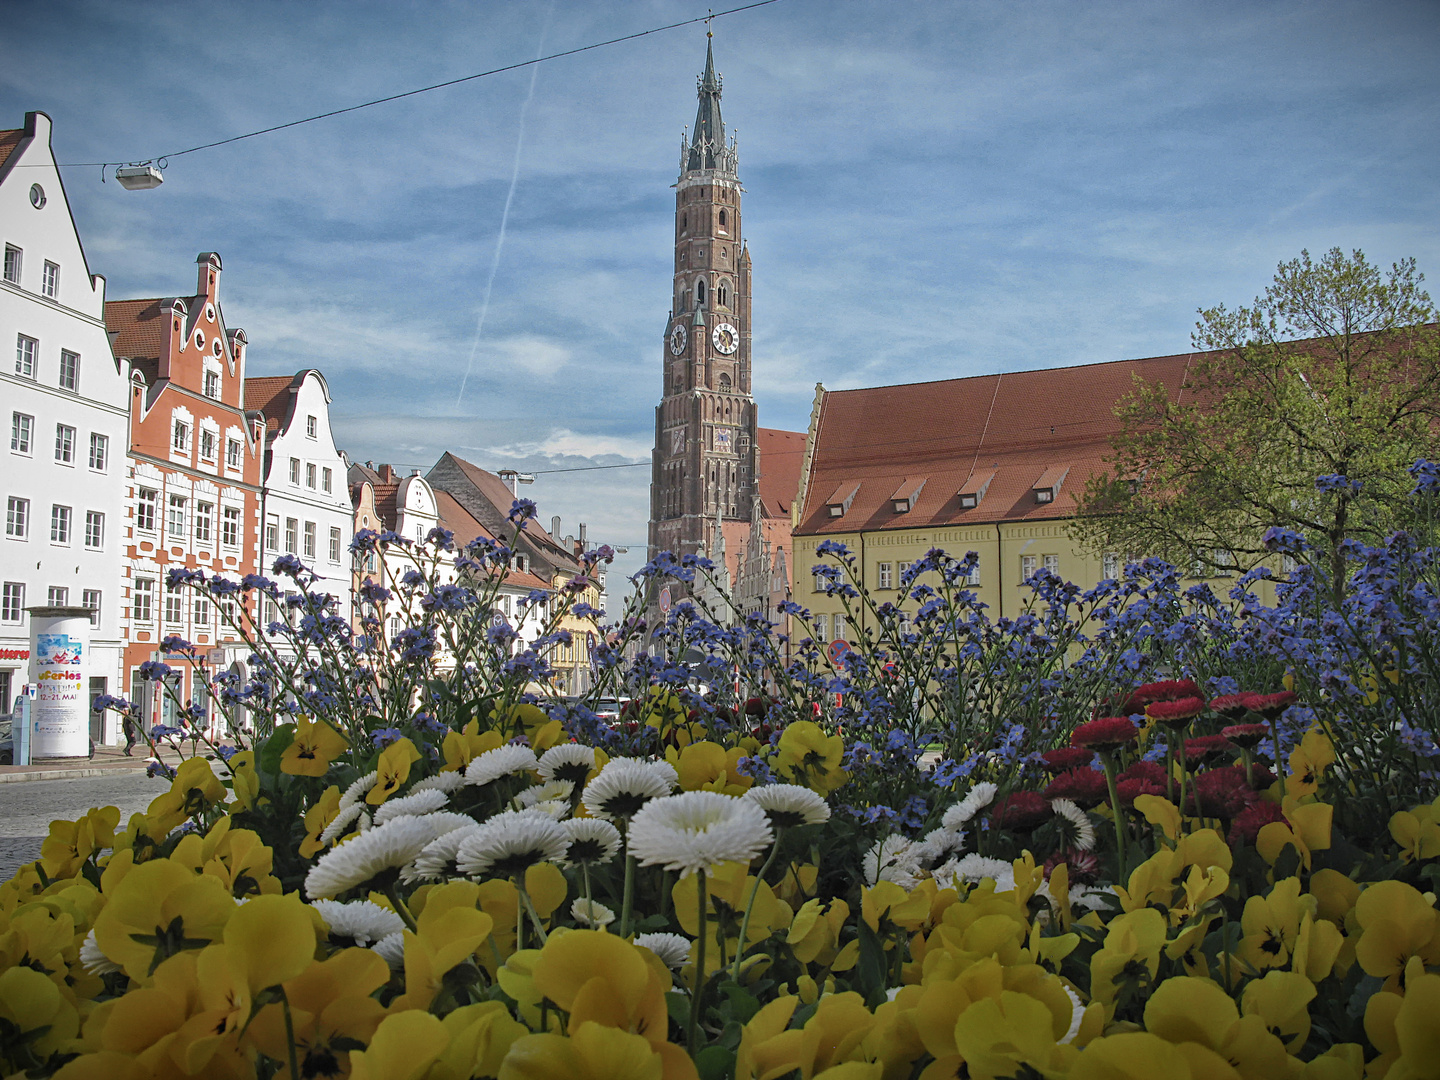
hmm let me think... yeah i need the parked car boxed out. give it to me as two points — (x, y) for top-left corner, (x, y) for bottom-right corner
(0, 713), (12, 765)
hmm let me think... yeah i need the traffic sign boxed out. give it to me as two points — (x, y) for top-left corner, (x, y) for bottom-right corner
(826, 639), (851, 665)
(658, 586), (672, 613)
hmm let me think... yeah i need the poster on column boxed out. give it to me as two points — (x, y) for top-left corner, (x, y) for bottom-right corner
(29, 608), (90, 757)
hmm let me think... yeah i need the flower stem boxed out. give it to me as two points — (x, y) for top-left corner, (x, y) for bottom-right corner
(619, 820), (636, 938)
(280, 989), (301, 1080)
(1100, 751), (1127, 884)
(732, 831), (783, 982)
(517, 879), (548, 945)
(688, 868), (708, 1056)
(384, 880), (418, 933)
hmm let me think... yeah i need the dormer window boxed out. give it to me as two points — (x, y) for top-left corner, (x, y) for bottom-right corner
(1031, 465), (1070, 505)
(825, 482), (859, 518)
(957, 469), (995, 510)
(891, 477), (926, 514)
(306, 415), (317, 439)
(204, 370), (220, 399)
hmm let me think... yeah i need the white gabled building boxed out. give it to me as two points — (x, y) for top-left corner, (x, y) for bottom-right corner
(0, 112), (130, 738)
(246, 370), (355, 630)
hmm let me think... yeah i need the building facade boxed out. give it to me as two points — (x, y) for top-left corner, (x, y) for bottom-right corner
(246, 370), (354, 630)
(0, 112), (131, 738)
(108, 253), (264, 734)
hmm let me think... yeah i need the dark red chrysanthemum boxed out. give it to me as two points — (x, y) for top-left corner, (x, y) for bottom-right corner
(1183, 734), (1233, 765)
(1116, 778), (1166, 805)
(1122, 679), (1203, 714)
(1221, 722), (1270, 749)
(1072, 716), (1139, 751)
(1186, 767), (1256, 819)
(1119, 760), (1167, 787)
(1043, 768), (1109, 809)
(1041, 746), (1096, 774)
(744, 697), (771, 717)
(990, 790), (1052, 830)
(1247, 691), (1297, 720)
(1146, 696), (1207, 727)
(1228, 800), (1286, 845)
(1210, 693), (1257, 719)
(1043, 848), (1100, 884)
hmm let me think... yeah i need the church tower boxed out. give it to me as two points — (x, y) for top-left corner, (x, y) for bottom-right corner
(648, 40), (758, 570)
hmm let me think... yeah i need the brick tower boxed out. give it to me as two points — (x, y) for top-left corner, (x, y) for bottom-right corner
(648, 40), (758, 575)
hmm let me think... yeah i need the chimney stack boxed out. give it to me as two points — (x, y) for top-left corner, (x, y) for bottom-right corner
(551, 516), (562, 537)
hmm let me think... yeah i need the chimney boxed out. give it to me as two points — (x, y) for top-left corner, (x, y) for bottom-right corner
(378, 464), (395, 483)
(551, 516), (562, 537)
(579, 523), (587, 548)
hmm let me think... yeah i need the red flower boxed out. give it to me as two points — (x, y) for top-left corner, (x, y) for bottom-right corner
(1247, 691), (1297, 720)
(990, 790), (1052, 830)
(1221, 722), (1270, 748)
(1041, 746), (1095, 773)
(1119, 760), (1167, 787)
(744, 697), (771, 717)
(1210, 693), (1256, 719)
(1043, 768), (1108, 809)
(1072, 716), (1138, 751)
(1116, 778), (1166, 805)
(1146, 696), (1207, 727)
(1043, 848), (1100, 884)
(1186, 767), (1256, 819)
(1122, 679), (1203, 714)
(1229, 800), (1286, 845)
(1183, 734), (1233, 765)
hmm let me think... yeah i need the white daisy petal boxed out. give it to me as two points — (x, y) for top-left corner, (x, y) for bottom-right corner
(628, 790), (773, 878)
(570, 897), (616, 928)
(372, 931), (405, 971)
(339, 771), (379, 810)
(581, 758), (676, 821)
(374, 788), (450, 823)
(863, 834), (921, 888)
(305, 815), (443, 899)
(464, 744), (540, 787)
(1050, 798), (1097, 852)
(561, 817), (622, 866)
(634, 932), (693, 970)
(742, 783), (830, 828)
(405, 823), (484, 883)
(933, 853), (1016, 894)
(80, 929), (121, 976)
(942, 781), (998, 830)
(515, 780), (574, 810)
(411, 771), (467, 795)
(319, 802), (369, 845)
(454, 809), (570, 878)
(311, 899), (406, 946)
(538, 743), (597, 784)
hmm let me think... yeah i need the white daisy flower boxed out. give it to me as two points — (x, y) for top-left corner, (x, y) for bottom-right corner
(1049, 798), (1097, 852)
(311, 899), (406, 946)
(372, 931), (405, 971)
(427, 811), (484, 836)
(339, 771), (378, 809)
(582, 757), (677, 821)
(80, 929), (120, 976)
(319, 801), (369, 846)
(628, 790), (773, 878)
(404, 823), (483, 883)
(942, 781), (998, 830)
(455, 809), (569, 878)
(1058, 983), (1085, 1045)
(911, 826), (967, 868)
(560, 817), (622, 866)
(527, 799), (571, 820)
(743, 784), (831, 828)
(634, 932), (692, 970)
(515, 780), (574, 810)
(933, 853), (1016, 894)
(538, 743), (597, 784)
(863, 834), (921, 888)
(374, 788), (450, 824)
(464, 743), (539, 787)
(305, 815), (444, 899)
(411, 771), (467, 794)
(570, 897), (616, 929)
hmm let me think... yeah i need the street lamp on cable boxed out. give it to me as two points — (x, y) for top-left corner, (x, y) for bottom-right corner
(496, 470), (535, 497)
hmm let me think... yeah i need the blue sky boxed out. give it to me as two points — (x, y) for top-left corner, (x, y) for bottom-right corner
(4, 0), (1437, 579)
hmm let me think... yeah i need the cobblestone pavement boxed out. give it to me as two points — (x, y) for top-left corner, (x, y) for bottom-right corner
(0, 773), (163, 882)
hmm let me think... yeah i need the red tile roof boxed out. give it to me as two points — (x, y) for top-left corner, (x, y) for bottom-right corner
(435, 491), (552, 591)
(438, 453), (571, 558)
(244, 376), (295, 434)
(796, 351), (1196, 536)
(757, 427), (805, 517)
(0, 128), (23, 172)
(105, 297), (173, 362)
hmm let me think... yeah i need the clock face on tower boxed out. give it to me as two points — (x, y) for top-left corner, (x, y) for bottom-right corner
(712, 322), (738, 355)
(668, 323), (687, 356)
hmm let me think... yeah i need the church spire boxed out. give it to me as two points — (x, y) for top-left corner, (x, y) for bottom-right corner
(685, 39), (736, 177)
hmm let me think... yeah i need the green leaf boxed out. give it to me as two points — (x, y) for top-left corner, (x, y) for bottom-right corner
(665, 991), (690, 1030)
(854, 919), (889, 1008)
(722, 984), (760, 1024)
(696, 1045), (735, 1080)
(258, 724), (296, 774)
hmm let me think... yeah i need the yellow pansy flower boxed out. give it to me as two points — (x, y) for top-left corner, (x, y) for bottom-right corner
(1284, 729), (1335, 801)
(498, 1019), (694, 1080)
(1143, 975), (1290, 1078)
(394, 881), (495, 1012)
(146, 756), (227, 834)
(247, 946), (391, 1078)
(349, 1009), (448, 1080)
(775, 721), (849, 794)
(668, 740), (744, 793)
(0, 966), (80, 1073)
(1089, 907), (1166, 1017)
(1257, 801), (1332, 871)
(227, 749), (261, 811)
(203, 826), (281, 898)
(367, 736), (421, 805)
(1388, 963), (1440, 1080)
(40, 805), (119, 881)
(92, 857), (236, 980)
(300, 784), (343, 858)
(736, 996), (801, 1080)
(280, 715), (350, 777)
(1235, 877), (1312, 974)
(1309, 868), (1360, 926)
(1069, 1031), (1237, 1080)
(1353, 879), (1440, 985)
(443, 723), (504, 772)
(1390, 796), (1440, 864)
(1240, 969), (1316, 1054)
(431, 1001), (529, 1080)
(952, 989), (1079, 1080)
(532, 929), (669, 1046)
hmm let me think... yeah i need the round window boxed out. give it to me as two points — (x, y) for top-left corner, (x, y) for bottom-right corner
(29, 184), (46, 209)
(194, 330), (205, 348)
(213, 339), (222, 357)
(205, 304), (215, 321)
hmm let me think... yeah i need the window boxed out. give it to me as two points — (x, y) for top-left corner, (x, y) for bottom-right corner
(132, 578), (154, 624)
(811, 566), (824, 592)
(718, 208), (727, 228)
(136, 489), (157, 532)
(1021, 555), (1037, 581)
(303, 521), (316, 559)
(2, 246), (20, 284)
(16, 334), (36, 377)
(41, 261), (58, 299)
(58, 350), (78, 391)
(1102, 553), (1120, 580)
(82, 589), (101, 626)
(329, 526), (341, 563)
(1213, 549), (1236, 577)
(54, 423), (74, 463)
(306, 463), (316, 488)
(834, 614), (847, 642)
(164, 582), (183, 624)
(50, 504), (70, 543)
(965, 559), (981, 586)
(696, 279), (706, 305)
(815, 613), (828, 641)
(265, 515), (279, 552)
(322, 467), (332, 493)
(222, 507), (240, 547)
(2, 582), (23, 622)
(1043, 554), (1060, 576)
(172, 420), (189, 453)
(84, 511), (103, 549)
(193, 596), (209, 628)
(47, 586), (67, 606)
(6, 497), (29, 539)
(204, 370), (221, 399)
(167, 495), (186, 538)
(88, 432), (107, 470)
(200, 429), (216, 460)
(195, 503), (213, 543)
(284, 518), (297, 554)
(877, 562), (893, 589)
(717, 282), (728, 307)
(306, 415), (317, 438)
(11, 413), (32, 453)
(289, 458), (300, 485)
(226, 439), (242, 469)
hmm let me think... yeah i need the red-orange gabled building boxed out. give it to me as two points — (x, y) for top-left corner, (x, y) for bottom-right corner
(107, 252), (264, 731)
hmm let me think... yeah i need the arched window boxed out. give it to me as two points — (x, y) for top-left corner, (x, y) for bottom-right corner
(718, 209), (727, 227)
(696, 279), (706, 306)
(718, 372), (731, 391)
(717, 282), (728, 307)
(681, 213), (687, 232)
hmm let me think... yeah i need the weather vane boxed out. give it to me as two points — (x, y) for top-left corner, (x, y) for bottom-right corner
(706, 9), (714, 37)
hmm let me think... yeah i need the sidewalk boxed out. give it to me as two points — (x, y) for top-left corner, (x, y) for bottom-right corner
(0, 743), (185, 783)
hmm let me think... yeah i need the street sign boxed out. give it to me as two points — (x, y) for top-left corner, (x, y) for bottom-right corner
(207, 648), (226, 666)
(491, 612), (509, 629)
(658, 586), (672, 613)
(826, 639), (851, 665)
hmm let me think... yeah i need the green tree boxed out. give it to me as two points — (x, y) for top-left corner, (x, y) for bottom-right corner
(1074, 248), (1439, 596)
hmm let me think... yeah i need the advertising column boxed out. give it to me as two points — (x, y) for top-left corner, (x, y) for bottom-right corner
(27, 606), (92, 758)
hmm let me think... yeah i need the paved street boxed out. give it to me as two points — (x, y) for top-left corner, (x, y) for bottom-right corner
(0, 773), (164, 884)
